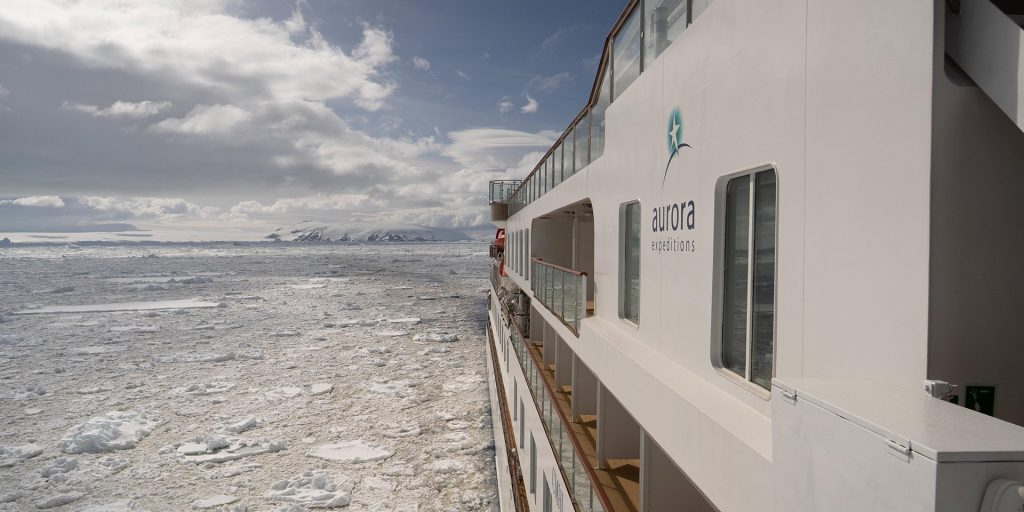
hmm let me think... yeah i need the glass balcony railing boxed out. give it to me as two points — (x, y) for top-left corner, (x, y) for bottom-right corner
(530, 259), (589, 336)
(506, 0), (714, 217)
(489, 180), (522, 204)
(506, 314), (609, 512)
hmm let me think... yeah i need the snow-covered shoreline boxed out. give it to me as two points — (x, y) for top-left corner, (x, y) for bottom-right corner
(0, 243), (496, 511)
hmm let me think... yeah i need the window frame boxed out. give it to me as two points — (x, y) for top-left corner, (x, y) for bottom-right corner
(618, 200), (642, 327)
(711, 164), (779, 398)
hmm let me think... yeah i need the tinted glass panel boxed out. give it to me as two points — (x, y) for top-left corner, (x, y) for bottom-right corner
(563, 129), (574, 180)
(575, 112), (589, 171)
(591, 66), (610, 159)
(722, 175), (750, 378)
(750, 170), (777, 390)
(645, 0), (688, 63)
(613, 7), (641, 99)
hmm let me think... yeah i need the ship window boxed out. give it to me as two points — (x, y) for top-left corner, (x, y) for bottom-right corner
(620, 201), (642, 324)
(575, 112), (589, 171)
(719, 167), (777, 391)
(645, 0), (688, 64)
(519, 399), (525, 442)
(529, 434), (537, 494)
(591, 62), (610, 160)
(612, 6), (641, 100)
(513, 380), (518, 421)
(543, 476), (552, 512)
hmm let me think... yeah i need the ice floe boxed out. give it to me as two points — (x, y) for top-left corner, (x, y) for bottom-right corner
(267, 471), (351, 508)
(413, 333), (459, 343)
(223, 416), (258, 434)
(376, 329), (409, 337)
(79, 499), (143, 511)
(16, 299), (221, 315)
(59, 410), (162, 454)
(0, 443), (43, 467)
(307, 440), (393, 463)
(368, 380), (415, 397)
(175, 437), (285, 464)
(191, 494), (239, 509)
(178, 381), (237, 395)
(386, 317), (422, 325)
(109, 325), (160, 333)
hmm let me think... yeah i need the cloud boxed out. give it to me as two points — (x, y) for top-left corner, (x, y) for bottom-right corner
(149, 104), (252, 136)
(0, 2), (397, 110)
(497, 96), (513, 114)
(63, 100), (172, 119)
(541, 25), (585, 50)
(283, 4), (307, 35)
(456, 70), (471, 80)
(0, 83), (9, 98)
(0, 195), (65, 207)
(443, 128), (556, 170)
(520, 95), (539, 114)
(411, 56), (431, 70)
(528, 72), (572, 93)
(0, 2), (558, 236)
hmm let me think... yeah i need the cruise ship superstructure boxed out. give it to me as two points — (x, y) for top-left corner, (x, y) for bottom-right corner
(484, 0), (1024, 511)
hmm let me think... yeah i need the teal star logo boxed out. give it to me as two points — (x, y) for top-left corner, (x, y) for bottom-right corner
(667, 107), (683, 157)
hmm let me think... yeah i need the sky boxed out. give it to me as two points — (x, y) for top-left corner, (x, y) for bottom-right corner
(0, 0), (623, 241)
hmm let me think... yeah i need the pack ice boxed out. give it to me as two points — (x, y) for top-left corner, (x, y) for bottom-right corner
(59, 410), (162, 454)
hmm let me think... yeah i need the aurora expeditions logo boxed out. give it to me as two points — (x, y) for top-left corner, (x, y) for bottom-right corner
(654, 107), (696, 254)
(663, 107), (692, 184)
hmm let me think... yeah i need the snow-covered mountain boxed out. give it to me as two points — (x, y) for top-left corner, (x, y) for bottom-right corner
(266, 221), (473, 243)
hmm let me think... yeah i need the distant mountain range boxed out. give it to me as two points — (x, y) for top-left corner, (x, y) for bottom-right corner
(265, 221), (476, 243)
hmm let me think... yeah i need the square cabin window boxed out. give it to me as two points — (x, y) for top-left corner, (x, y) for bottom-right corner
(620, 201), (641, 324)
(719, 167), (777, 390)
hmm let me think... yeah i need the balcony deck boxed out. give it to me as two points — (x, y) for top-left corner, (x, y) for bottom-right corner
(527, 342), (640, 512)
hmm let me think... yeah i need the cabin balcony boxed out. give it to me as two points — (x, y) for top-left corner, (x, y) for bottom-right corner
(489, 180), (521, 222)
(501, 304), (715, 512)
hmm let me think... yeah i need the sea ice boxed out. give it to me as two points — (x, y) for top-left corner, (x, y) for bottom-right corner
(413, 333), (459, 343)
(59, 410), (162, 454)
(265, 387), (303, 400)
(442, 374), (485, 392)
(0, 443), (43, 467)
(109, 325), (160, 333)
(154, 352), (236, 364)
(72, 345), (127, 355)
(16, 299), (220, 315)
(177, 438), (285, 464)
(267, 471), (351, 508)
(376, 330), (408, 337)
(368, 380), (415, 397)
(179, 381), (236, 395)
(34, 490), (86, 509)
(223, 416), (258, 434)
(386, 317), (421, 325)
(78, 499), (143, 511)
(307, 440), (393, 463)
(191, 494), (238, 509)
(309, 383), (333, 396)
(289, 283), (326, 289)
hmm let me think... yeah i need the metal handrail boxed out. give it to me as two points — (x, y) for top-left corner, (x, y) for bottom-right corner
(532, 257), (588, 277)
(505, 311), (614, 512)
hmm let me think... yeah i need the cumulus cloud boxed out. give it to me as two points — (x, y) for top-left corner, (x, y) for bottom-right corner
(456, 70), (471, 80)
(411, 56), (431, 70)
(63, 100), (172, 119)
(0, 195), (65, 207)
(520, 95), (539, 114)
(0, 2), (397, 110)
(149, 104), (252, 136)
